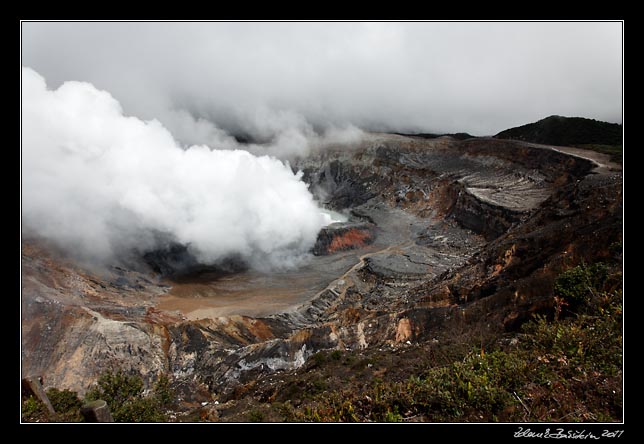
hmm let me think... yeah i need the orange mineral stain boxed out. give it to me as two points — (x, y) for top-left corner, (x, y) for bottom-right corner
(328, 229), (373, 253)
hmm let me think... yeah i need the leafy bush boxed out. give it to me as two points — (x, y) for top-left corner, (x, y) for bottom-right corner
(554, 262), (609, 309)
(153, 374), (175, 408)
(85, 370), (170, 422)
(383, 408), (403, 422)
(117, 396), (165, 422)
(46, 388), (83, 422)
(523, 288), (622, 379)
(86, 370), (143, 409)
(310, 351), (328, 367)
(22, 389), (84, 422)
(22, 396), (47, 422)
(248, 409), (265, 422)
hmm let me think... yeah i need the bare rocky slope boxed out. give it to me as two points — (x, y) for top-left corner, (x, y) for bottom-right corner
(21, 133), (622, 420)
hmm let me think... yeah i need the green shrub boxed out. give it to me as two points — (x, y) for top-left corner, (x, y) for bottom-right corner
(248, 409), (265, 422)
(46, 388), (83, 422)
(311, 377), (328, 394)
(86, 370), (143, 409)
(85, 370), (168, 422)
(609, 241), (622, 258)
(383, 408), (403, 422)
(22, 396), (47, 422)
(310, 351), (328, 367)
(554, 262), (609, 308)
(523, 289), (622, 379)
(117, 397), (165, 422)
(153, 374), (174, 408)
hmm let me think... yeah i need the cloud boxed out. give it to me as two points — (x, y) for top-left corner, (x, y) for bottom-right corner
(21, 66), (340, 270)
(21, 22), (622, 138)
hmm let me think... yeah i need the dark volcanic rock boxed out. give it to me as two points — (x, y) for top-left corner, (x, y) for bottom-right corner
(301, 159), (376, 209)
(143, 243), (247, 278)
(142, 243), (200, 276)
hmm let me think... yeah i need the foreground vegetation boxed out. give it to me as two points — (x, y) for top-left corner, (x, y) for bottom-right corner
(22, 370), (174, 423)
(22, 261), (622, 423)
(280, 262), (622, 422)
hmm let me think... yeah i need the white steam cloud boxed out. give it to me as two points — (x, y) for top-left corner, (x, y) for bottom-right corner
(162, 105), (365, 159)
(21, 66), (341, 270)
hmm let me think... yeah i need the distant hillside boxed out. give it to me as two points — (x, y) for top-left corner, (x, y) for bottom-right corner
(495, 115), (622, 147)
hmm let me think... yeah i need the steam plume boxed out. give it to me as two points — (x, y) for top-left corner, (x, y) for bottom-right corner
(21, 66), (339, 270)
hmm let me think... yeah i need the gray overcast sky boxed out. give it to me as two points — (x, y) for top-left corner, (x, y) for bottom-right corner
(21, 21), (622, 138)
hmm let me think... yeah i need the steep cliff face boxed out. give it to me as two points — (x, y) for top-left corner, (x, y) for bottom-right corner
(21, 133), (620, 413)
(447, 182), (522, 240)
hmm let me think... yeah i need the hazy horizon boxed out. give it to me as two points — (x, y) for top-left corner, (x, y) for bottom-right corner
(22, 21), (622, 141)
